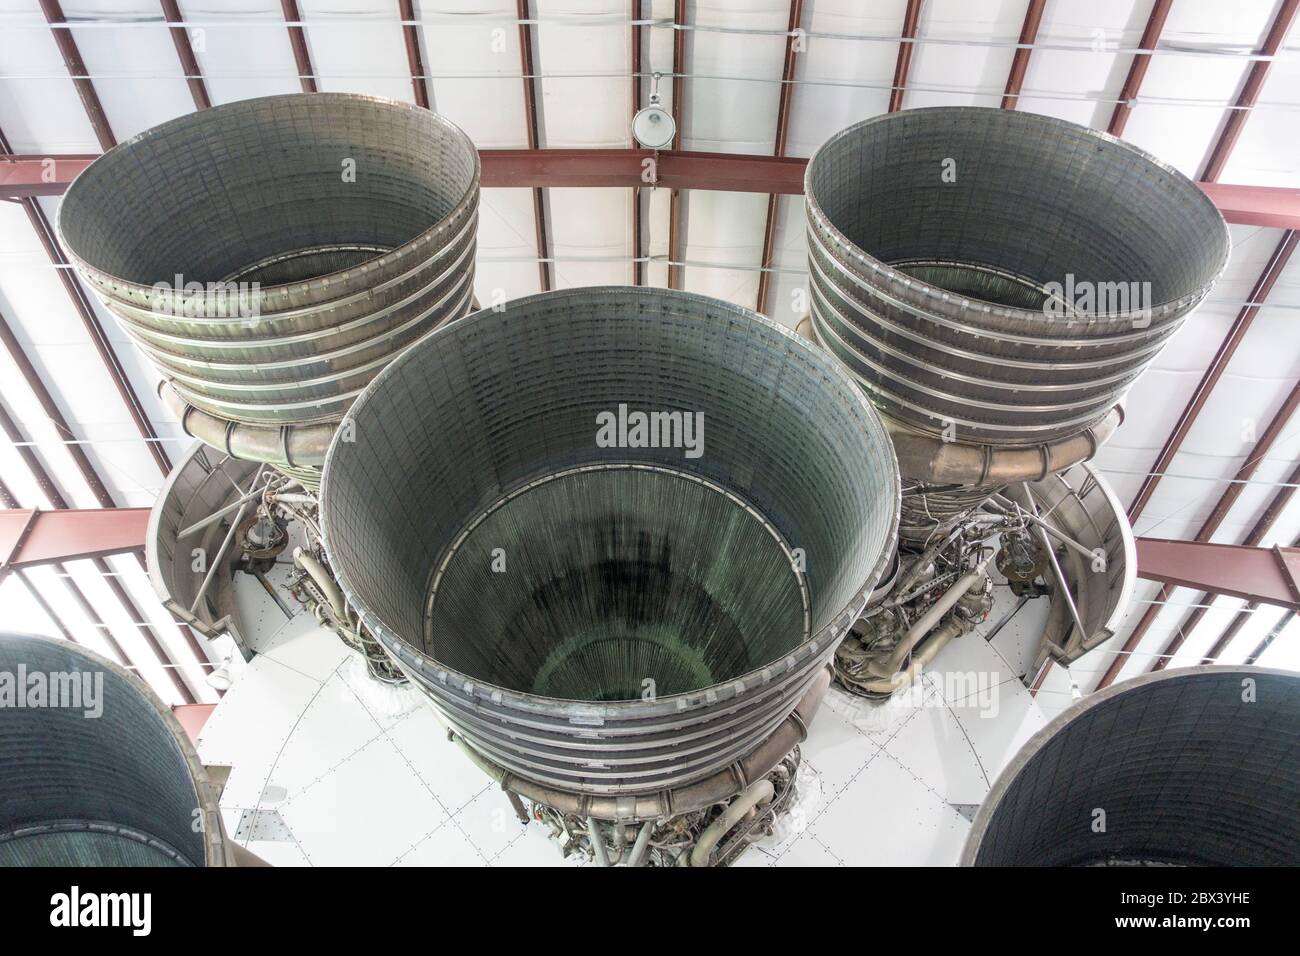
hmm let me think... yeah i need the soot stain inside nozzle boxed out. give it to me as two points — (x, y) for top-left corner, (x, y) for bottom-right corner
(423, 467), (809, 701)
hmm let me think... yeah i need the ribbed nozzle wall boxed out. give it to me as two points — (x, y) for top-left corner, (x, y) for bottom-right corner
(963, 667), (1300, 866)
(0, 633), (231, 866)
(806, 107), (1230, 451)
(319, 288), (901, 808)
(58, 93), (480, 480)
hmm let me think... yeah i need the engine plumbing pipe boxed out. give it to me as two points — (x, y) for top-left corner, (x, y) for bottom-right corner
(625, 819), (656, 867)
(587, 817), (611, 867)
(878, 557), (991, 675)
(293, 546), (347, 621)
(856, 618), (967, 696)
(688, 778), (775, 867)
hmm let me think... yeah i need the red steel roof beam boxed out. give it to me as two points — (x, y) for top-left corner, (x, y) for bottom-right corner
(0, 477), (82, 646)
(1107, 0), (1172, 137)
(0, 402), (195, 701)
(1135, 538), (1300, 611)
(160, 0), (213, 111)
(1098, 373), (1300, 689)
(37, 0), (115, 150)
(280, 0), (318, 94)
(1127, 230), (1298, 524)
(9, 151), (1300, 229)
(0, 306), (209, 689)
(0, 508), (150, 571)
(667, 0), (686, 291)
(1150, 457), (1300, 670)
(398, 0), (431, 109)
(755, 0), (806, 317)
(631, 1), (643, 286)
(516, 0), (551, 292)
(1001, 0), (1047, 110)
(1200, 0), (1300, 183)
(889, 0), (923, 113)
(1199, 490), (1300, 664)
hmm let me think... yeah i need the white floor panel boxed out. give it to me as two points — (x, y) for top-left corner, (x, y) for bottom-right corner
(808, 752), (972, 866)
(450, 789), (531, 862)
(927, 627), (1049, 776)
(395, 821), (488, 867)
(265, 672), (384, 795)
(771, 833), (842, 867)
(986, 590), (1051, 678)
(278, 735), (449, 867)
(257, 612), (352, 683)
(200, 594), (1052, 865)
(800, 703), (885, 797)
(232, 566), (297, 646)
(883, 698), (993, 807)
(198, 655), (326, 809)
(386, 705), (491, 813)
(243, 840), (311, 868)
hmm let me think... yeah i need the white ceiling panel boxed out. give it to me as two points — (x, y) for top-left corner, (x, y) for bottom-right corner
(1164, 592), (1249, 669)
(418, 1), (527, 148)
(906, 0), (1023, 110)
(1119, 0), (1276, 178)
(535, 0), (628, 148)
(1107, 582), (1199, 685)
(1225, 599), (1290, 665)
(1220, 38), (1300, 187)
(60, 0), (194, 140)
(109, 551), (217, 700)
(784, 0), (902, 158)
(680, 189), (766, 305)
(0, 574), (61, 639)
(546, 185), (631, 288)
(1251, 612), (1300, 669)
(1092, 225), (1287, 524)
(643, 182), (672, 288)
(474, 186), (543, 305)
(763, 193), (807, 328)
(0, 201), (172, 508)
(175, 1), (300, 105)
(1014, 0), (1146, 129)
(0, 0), (99, 150)
(63, 555), (186, 706)
(681, 0), (787, 154)
(299, 0), (414, 103)
(20, 564), (119, 658)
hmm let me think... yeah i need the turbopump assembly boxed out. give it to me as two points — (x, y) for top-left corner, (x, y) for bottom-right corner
(802, 107), (1230, 696)
(318, 287), (901, 864)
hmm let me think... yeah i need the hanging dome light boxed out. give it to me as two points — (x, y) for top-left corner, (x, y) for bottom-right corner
(632, 72), (676, 149)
